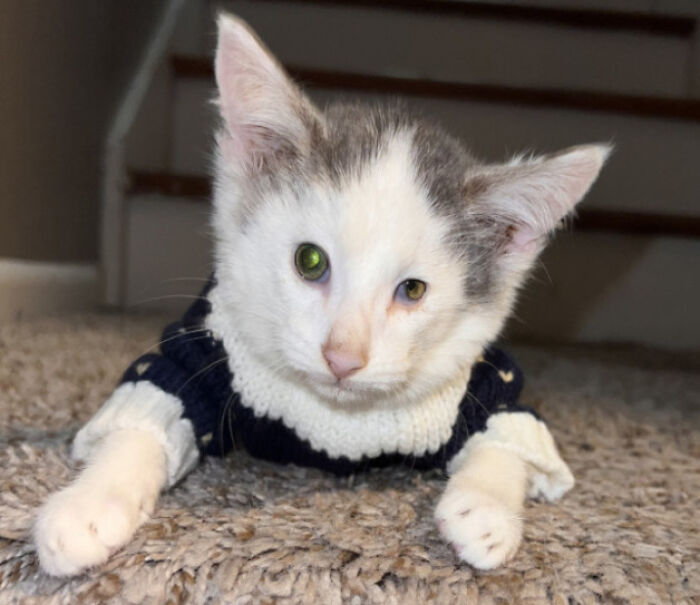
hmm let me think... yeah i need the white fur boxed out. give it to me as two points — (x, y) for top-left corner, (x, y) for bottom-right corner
(73, 381), (199, 487)
(35, 383), (195, 576)
(436, 413), (574, 569)
(467, 145), (612, 260)
(35, 429), (166, 576)
(34, 14), (602, 577)
(447, 412), (575, 501)
(436, 445), (527, 570)
(208, 134), (506, 461)
(207, 281), (472, 459)
(212, 133), (505, 414)
(215, 14), (318, 172)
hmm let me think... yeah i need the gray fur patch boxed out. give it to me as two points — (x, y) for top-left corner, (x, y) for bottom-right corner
(408, 116), (506, 303)
(228, 99), (508, 303)
(313, 103), (506, 303)
(312, 101), (413, 183)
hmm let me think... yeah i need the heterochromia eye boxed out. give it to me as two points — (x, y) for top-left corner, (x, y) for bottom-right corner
(295, 243), (329, 281)
(396, 279), (427, 303)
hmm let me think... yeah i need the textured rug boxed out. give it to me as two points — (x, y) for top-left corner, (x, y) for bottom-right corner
(0, 313), (698, 604)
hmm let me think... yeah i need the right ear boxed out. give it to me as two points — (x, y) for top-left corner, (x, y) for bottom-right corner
(463, 144), (610, 261)
(215, 14), (320, 172)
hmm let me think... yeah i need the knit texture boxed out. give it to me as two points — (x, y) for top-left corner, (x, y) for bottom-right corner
(117, 276), (535, 475)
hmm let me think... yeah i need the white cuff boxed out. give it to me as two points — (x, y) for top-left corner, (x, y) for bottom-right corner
(447, 412), (574, 501)
(72, 381), (200, 487)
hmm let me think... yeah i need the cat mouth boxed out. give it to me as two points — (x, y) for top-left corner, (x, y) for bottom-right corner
(290, 363), (400, 403)
(317, 376), (362, 393)
(306, 373), (402, 407)
(332, 380), (357, 393)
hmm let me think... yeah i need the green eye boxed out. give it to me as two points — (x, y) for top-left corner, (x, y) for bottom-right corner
(295, 243), (329, 282)
(396, 279), (427, 303)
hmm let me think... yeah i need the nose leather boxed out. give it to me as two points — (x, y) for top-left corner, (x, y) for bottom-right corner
(323, 347), (366, 380)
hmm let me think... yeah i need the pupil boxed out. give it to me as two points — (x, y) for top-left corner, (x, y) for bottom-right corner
(304, 248), (320, 268)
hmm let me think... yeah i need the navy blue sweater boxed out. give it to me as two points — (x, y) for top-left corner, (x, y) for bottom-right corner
(119, 279), (534, 476)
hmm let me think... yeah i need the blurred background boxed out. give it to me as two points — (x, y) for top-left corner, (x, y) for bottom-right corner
(1, 0), (698, 350)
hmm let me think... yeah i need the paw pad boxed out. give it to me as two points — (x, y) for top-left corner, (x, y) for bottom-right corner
(435, 487), (523, 570)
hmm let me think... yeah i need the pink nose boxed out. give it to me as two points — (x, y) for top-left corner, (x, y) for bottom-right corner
(323, 347), (366, 380)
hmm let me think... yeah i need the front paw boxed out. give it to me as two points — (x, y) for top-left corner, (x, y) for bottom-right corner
(34, 484), (142, 576)
(435, 487), (523, 570)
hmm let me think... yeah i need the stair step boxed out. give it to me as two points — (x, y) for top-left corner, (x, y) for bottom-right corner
(126, 170), (700, 239)
(127, 170), (210, 199)
(253, 0), (696, 37)
(171, 55), (700, 122)
(148, 73), (700, 215)
(185, 0), (694, 97)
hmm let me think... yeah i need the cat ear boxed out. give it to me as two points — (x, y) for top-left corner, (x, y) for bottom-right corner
(465, 144), (611, 258)
(215, 14), (319, 172)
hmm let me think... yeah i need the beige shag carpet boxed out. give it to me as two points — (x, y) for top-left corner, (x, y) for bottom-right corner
(0, 314), (698, 604)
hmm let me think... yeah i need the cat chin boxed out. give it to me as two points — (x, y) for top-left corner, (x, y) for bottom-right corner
(305, 379), (394, 407)
(293, 370), (402, 407)
(300, 373), (444, 411)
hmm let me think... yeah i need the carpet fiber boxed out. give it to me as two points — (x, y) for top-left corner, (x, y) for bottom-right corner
(0, 314), (698, 604)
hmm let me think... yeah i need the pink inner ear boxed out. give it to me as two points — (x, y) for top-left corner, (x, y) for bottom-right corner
(219, 133), (247, 164)
(219, 122), (284, 169)
(214, 16), (318, 175)
(215, 16), (293, 165)
(505, 224), (540, 256)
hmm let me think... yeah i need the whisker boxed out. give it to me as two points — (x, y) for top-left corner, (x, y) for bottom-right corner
(234, 308), (284, 324)
(176, 355), (230, 396)
(136, 328), (210, 357)
(132, 294), (210, 306)
(156, 276), (211, 284)
(218, 392), (236, 456)
(465, 390), (492, 419)
(534, 258), (553, 286)
(226, 395), (236, 452)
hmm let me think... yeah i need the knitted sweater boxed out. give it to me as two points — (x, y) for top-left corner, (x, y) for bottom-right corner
(74, 277), (574, 498)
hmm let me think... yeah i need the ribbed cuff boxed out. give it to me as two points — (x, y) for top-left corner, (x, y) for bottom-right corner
(447, 411), (574, 501)
(72, 381), (200, 487)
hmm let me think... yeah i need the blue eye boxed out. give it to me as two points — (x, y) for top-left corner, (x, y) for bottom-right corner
(395, 279), (427, 303)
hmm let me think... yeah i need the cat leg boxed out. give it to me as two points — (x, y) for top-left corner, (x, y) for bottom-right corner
(34, 382), (199, 576)
(435, 412), (574, 569)
(436, 445), (526, 569)
(34, 428), (166, 576)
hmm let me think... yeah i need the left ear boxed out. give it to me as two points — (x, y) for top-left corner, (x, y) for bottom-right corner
(214, 13), (321, 173)
(465, 144), (611, 258)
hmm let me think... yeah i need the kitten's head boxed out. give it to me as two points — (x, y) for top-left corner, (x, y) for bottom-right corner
(212, 14), (609, 406)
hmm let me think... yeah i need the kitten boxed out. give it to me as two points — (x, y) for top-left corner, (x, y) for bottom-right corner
(34, 14), (608, 576)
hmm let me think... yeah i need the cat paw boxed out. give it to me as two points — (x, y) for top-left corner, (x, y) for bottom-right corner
(435, 487), (523, 570)
(34, 484), (142, 576)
